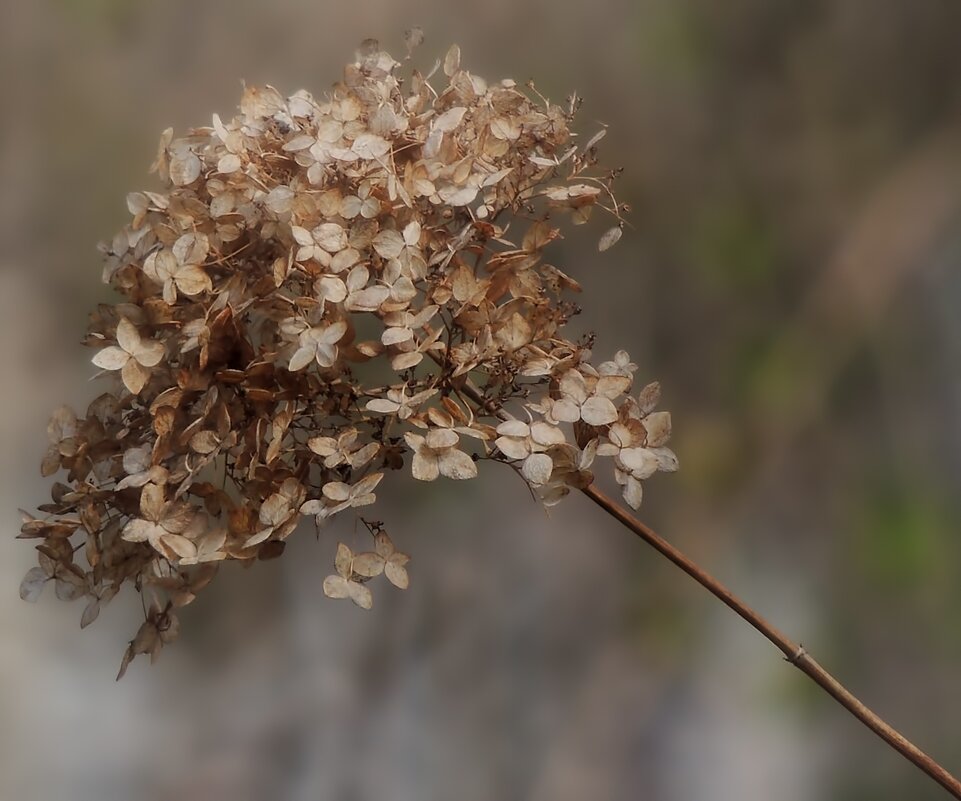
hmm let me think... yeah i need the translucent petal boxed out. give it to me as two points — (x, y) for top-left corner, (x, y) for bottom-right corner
(92, 346), (129, 371)
(438, 448), (477, 480)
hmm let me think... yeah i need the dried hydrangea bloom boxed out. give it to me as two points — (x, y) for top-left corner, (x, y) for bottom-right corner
(19, 40), (676, 677)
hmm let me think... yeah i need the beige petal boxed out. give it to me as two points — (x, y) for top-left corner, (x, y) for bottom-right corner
(190, 430), (221, 455)
(347, 581), (373, 609)
(323, 575), (352, 599)
(596, 375), (632, 400)
(322, 482), (351, 503)
(217, 153), (242, 173)
(352, 472), (384, 496)
(652, 447), (679, 472)
(559, 370), (589, 403)
(308, 436), (338, 456)
(495, 436), (530, 460)
(313, 223), (348, 253)
(159, 533), (198, 560)
(382, 326), (413, 346)
(259, 493), (291, 527)
(330, 247), (361, 273)
(598, 225), (623, 252)
(288, 345), (316, 372)
(366, 398), (400, 414)
(92, 345), (129, 371)
(426, 428), (459, 450)
(385, 560), (409, 590)
(643, 412), (672, 448)
(133, 339), (165, 368)
(391, 351), (423, 370)
(530, 421), (566, 447)
(318, 320), (348, 345)
(411, 450), (440, 482)
(316, 275), (347, 303)
(174, 266), (212, 296)
(580, 396), (618, 427)
(549, 398), (581, 424)
(496, 419), (530, 437)
(115, 317), (142, 354)
(244, 528), (275, 548)
(172, 232), (210, 266)
(619, 447), (659, 480)
(521, 453), (553, 485)
(19, 566), (49, 602)
(433, 106), (467, 132)
(622, 476), (644, 510)
(140, 482), (166, 520)
(438, 448), (477, 480)
(372, 230), (405, 259)
(315, 343), (339, 368)
(437, 184), (478, 206)
(122, 518), (163, 544)
(347, 285), (390, 312)
(169, 150), (201, 186)
(352, 552), (386, 577)
(291, 225), (314, 247)
(121, 358), (150, 395)
(351, 133), (391, 159)
(334, 542), (352, 577)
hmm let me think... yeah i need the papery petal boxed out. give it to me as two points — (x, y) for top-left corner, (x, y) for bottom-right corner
(411, 450), (440, 481)
(521, 453), (553, 485)
(288, 346), (315, 372)
(549, 398), (581, 424)
(580, 396), (618, 427)
(438, 448), (477, 480)
(385, 560), (409, 589)
(495, 435), (531, 460)
(115, 318), (142, 354)
(92, 346), (129, 371)
(496, 420), (530, 437)
(622, 476), (644, 510)
(134, 339), (165, 368)
(121, 359), (150, 395)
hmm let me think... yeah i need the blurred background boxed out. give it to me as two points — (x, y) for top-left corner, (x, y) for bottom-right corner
(3, 1), (961, 799)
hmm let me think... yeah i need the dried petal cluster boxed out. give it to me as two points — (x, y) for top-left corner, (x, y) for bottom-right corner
(19, 40), (676, 676)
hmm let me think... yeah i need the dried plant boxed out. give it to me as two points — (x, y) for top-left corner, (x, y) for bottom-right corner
(17, 37), (961, 798)
(19, 40), (675, 678)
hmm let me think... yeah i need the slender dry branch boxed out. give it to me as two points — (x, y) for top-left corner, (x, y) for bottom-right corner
(581, 484), (961, 799)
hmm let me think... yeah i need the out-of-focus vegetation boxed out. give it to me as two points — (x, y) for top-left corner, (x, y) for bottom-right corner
(3, 1), (961, 799)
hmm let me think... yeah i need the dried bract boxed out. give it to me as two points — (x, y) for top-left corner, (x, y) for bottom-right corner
(20, 40), (675, 675)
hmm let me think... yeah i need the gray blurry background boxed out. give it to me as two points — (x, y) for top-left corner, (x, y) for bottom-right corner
(4, 1), (961, 799)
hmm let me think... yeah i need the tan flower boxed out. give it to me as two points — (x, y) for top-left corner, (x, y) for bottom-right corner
(307, 428), (379, 470)
(245, 478), (305, 547)
(404, 429), (477, 481)
(495, 419), (567, 485)
(121, 483), (197, 562)
(547, 369), (630, 427)
(366, 386), (438, 420)
(143, 233), (213, 303)
(300, 473), (384, 525)
(41, 405), (78, 477)
(351, 531), (410, 589)
(322, 543), (373, 609)
(21, 42), (675, 673)
(91, 318), (164, 394)
(288, 320), (348, 371)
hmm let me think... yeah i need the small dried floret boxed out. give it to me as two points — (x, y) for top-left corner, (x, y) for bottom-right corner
(19, 39), (676, 675)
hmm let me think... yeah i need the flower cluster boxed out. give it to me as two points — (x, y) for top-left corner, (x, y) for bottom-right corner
(18, 40), (676, 676)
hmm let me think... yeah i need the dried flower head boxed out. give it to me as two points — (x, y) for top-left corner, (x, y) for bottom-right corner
(19, 40), (676, 677)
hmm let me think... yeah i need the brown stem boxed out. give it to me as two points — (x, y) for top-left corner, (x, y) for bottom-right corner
(440, 360), (960, 795)
(582, 483), (961, 799)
